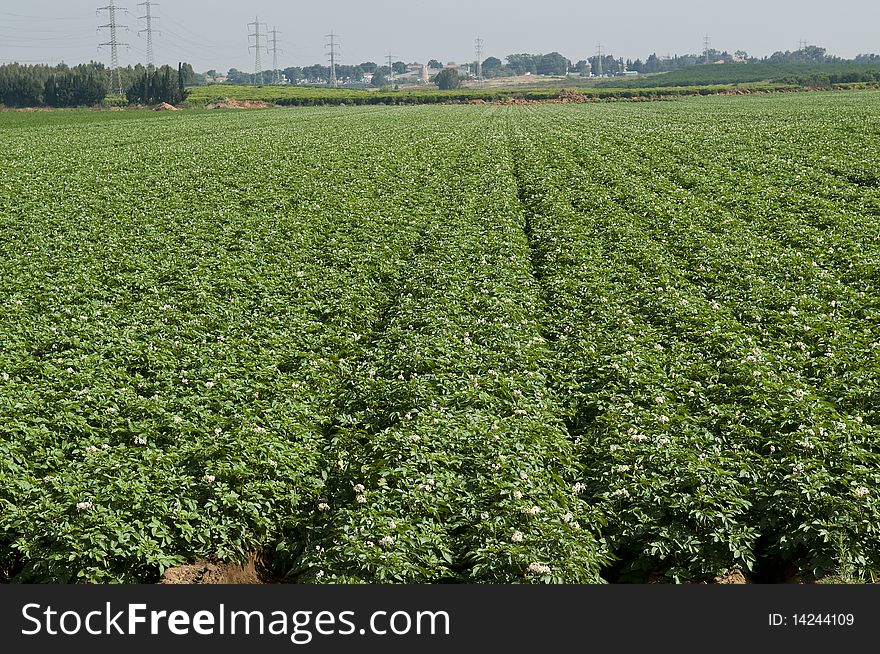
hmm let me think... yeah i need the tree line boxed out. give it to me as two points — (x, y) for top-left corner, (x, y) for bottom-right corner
(215, 45), (880, 90)
(125, 64), (191, 105)
(221, 60), (420, 87)
(0, 63), (108, 108)
(625, 46), (880, 74)
(0, 62), (197, 108)
(479, 46), (880, 78)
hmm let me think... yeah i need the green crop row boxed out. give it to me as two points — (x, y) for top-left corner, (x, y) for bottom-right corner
(501, 94), (880, 580)
(597, 63), (880, 88)
(184, 83), (789, 107)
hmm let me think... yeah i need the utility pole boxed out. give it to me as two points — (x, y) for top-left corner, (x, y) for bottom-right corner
(596, 44), (604, 77)
(269, 27), (283, 84)
(137, 1), (159, 69)
(326, 30), (339, 87)
(475, 36), (483, 84)
(248, 16), (268, 85)
(387, 51), (394, 82)
(97, 3), (129, 96)
(703, 34), (711, 64)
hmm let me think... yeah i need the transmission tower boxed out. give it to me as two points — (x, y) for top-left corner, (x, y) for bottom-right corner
(475, 36), (484, 83)
(269, 27), (283, 84)
(596, 44), (604, 77)
(326, 31), (340, 87)
(137, 1), (159, 69)
(248, 16), (268, 85)
(387, 52), (395, 82)
(703, 34), (711, 64)
(97, 3), (129, 95)
(798, 39), (808, 51)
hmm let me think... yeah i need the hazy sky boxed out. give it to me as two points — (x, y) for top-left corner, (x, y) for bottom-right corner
(1, 1), (878, 72)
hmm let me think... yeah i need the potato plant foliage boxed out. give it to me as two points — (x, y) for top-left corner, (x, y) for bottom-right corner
(1, 92), (879, 583)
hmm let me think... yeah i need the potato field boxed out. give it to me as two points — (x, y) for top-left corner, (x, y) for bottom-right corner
(1, 91), (879, 583)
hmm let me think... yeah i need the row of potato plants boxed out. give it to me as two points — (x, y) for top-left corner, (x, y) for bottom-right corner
(0, 108), (448, 581)
(503, 96), (880, 580)
(286, 107), (607, 583)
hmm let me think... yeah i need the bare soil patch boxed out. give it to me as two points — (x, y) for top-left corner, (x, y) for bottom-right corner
(714, 569), (749, 584)
(160, 552), (272, 584)
(206, 98), (273, 110)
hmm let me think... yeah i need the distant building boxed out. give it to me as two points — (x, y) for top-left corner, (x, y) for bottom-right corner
(401, 62), (430, 84)
(442, 61), (471, 77)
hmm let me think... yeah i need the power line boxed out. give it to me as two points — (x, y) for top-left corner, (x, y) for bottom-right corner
(137, 1), (159, 69)
(97, 3), (129, 95)
(0, 33), (96, 43)
(0, 25), (96, 34)
(159, 27), (228, 55)
(269, 27), (282, 84)
(146, 27), (237, 69)
(248, 16), (267, 85)
(157, 20), (228, 49)
(0, 11), (92, 21)
(0, 57), (94, 63)
(326, 30), (339, 87)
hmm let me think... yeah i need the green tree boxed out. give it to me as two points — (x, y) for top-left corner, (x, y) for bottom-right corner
(537, 52), (570, 76)
(179, 63), (197, 85)
(125, 63), (189, 105)
(392, 61), (407, 75)
(302, 64), (330, 83)
(226, 68), (254, 84)
(427, 59), (443, 69)
(433, 68), (461, 90)
(177, 63), (186, 99)
(283, 67), (303, 83)
(359, 61), (378, 73)
(482, 56), (502, 77)
(643, 54), (661, 73)
(505, 53), (538, 75)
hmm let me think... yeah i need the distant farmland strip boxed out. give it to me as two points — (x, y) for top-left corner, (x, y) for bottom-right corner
(184, 82), (792, 106)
